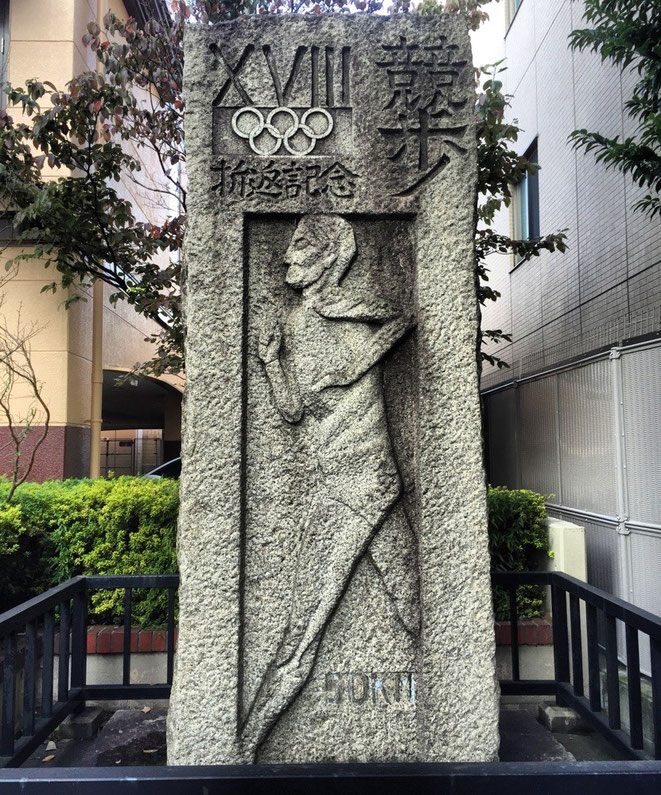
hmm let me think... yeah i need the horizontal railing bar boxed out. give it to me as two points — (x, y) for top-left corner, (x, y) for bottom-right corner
(556, 683), (648, 761)
(86, 575), (180, 590)
(545, 503), (619, 526)
(550, 573), (661, 639)
(625, 520), (661, 536)
(0, 579), (86, 636)
(491, 571), (552, 586)
(1, 691), (83, 769)
(1, 761), (661, 792)
(498, 680), (558, 696)
(83, 684), (171, 700)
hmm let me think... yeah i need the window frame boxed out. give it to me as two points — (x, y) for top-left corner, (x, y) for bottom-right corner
(511, 138), (540, 269)
(0, 0), (9, 112)
(506, 0), (525, 34)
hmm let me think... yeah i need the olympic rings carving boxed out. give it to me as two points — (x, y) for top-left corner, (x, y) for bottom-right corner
(231, 106), (334, 156)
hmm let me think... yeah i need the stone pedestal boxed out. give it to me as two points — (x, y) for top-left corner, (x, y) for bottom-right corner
(168, 13), (499, 765)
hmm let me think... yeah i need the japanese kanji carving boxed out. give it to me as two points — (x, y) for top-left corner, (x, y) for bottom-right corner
(211, 159), (359, 199)
(376, 36), (471, 193)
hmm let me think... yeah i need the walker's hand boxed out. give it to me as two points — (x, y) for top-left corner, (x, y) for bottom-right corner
(258, 321), (282, 365)
(312, 367), (357, 391)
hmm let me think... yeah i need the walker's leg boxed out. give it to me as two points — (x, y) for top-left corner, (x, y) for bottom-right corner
(242, 495), (387, 755)
(367, 501), (421, 637)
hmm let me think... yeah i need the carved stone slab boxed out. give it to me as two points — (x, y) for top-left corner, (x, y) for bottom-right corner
(169, 13), (499, 765)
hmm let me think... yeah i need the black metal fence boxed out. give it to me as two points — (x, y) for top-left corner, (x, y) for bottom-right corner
(0, 574), (177, 767)
(1, 571), (661, 789)
(0, 760), (661, 794)
(493, 571), (661, 761)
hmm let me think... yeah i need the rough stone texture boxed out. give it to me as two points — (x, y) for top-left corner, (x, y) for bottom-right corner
(169, 14), (499, 765)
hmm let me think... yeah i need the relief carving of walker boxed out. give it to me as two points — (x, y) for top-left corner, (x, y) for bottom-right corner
(242, 214), (420, 755)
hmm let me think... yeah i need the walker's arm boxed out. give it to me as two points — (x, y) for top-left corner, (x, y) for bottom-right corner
(258, 320), (304, 423)
(313, 313), (415, 391)
(264, 360), (304, 424)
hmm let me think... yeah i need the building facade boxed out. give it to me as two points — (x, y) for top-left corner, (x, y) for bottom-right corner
(0, 0), (182, 480)
(482, 0), (661, 672)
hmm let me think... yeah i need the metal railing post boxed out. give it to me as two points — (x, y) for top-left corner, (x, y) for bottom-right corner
(0, 633), (16, 758)
(651, 637), (661, 760)
(508, 586), (520, 682)
(551, 576), (570, 684)
(70, 582), (88, 710)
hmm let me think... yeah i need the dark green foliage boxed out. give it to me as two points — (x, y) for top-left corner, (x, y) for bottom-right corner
(487, 486), (552, 620)
(0, 476), (179, 624)
(569, 0), (661, 218)
(0, 1), (566, 376)
(0, 499), (54, 608)
(0, 476), (550, 627)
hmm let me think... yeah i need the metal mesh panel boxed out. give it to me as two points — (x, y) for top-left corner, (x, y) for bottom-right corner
(557, 361), (617, 515)
(517, 375), (560, 500)
(629, 529), (661, 676)
(485, 388), (518, 487)
(621, 346), (661, 524)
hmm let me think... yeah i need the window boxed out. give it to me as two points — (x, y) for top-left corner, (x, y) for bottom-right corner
(514, 139), (540, 243)
(507, 0), (525, 28)
(0, 0), (8, 112)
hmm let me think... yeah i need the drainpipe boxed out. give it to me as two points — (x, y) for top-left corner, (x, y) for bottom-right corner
(89, 280), (103, 478)
(610, 347), (633, 604)
(89, 0), (105, 478)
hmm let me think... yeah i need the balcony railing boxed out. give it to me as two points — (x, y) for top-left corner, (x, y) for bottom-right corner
(0, 575), (177, 767)
(493, 571), (661, 760)
(1, 571), (661, 791)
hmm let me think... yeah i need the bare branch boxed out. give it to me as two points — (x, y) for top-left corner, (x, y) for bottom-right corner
(0, 298), (51, 502)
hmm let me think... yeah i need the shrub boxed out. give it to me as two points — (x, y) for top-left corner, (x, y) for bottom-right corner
(487, 486), (552, 620)
(0, 476), (551, 627)
(0, 476), (179, 624)
(0, 500), (45, 608)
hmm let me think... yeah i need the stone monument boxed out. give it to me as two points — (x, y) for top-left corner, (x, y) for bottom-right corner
(168, 13), (499, 765)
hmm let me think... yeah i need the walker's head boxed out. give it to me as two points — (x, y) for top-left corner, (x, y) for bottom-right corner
(284, 214), (356, 290)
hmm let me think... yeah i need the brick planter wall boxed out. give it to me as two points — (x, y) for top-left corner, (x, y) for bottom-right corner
(494, 615), (552, 646)
(84, 626), (178, 654)
(78, 619), (550, 655)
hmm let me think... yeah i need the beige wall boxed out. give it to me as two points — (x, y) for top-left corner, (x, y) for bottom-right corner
(1, 0), (182, 476)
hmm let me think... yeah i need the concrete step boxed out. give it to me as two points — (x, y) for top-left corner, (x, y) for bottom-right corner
(59, 707), (105, 741)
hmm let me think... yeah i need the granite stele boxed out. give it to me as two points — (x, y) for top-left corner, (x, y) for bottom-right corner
(168, 13), (499, 765)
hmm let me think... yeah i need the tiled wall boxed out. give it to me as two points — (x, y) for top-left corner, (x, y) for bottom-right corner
(481, 0), (661, 388)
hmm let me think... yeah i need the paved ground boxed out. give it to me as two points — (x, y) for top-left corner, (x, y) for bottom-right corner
(499, 697), (623, 762)
(21, 696), (625, 768)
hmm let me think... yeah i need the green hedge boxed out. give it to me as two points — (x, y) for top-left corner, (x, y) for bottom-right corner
(487, 485), (553, 620)
(0, 476), (550, 626)
(0, 477), (178, 624)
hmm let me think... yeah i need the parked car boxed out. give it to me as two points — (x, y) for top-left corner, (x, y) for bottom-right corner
(144, 457), (181, 479)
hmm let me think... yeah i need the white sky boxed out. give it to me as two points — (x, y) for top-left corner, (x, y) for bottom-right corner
(469, 1), (506, 69)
